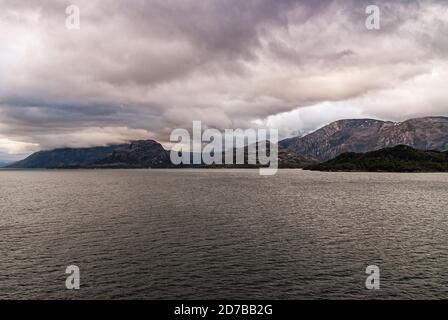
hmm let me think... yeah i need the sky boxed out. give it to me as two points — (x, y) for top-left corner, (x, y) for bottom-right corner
(0, 0), (447, 160)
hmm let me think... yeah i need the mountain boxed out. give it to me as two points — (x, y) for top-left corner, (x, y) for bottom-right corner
(305, 145), (448, 172)
(280, 116), (448, 161)
(8, 140), (170, 169)
(7, 145), (126, 169)
(93, 140), (171, 168)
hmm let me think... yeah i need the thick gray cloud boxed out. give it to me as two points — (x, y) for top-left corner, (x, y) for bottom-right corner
(0, 0), (447, 159)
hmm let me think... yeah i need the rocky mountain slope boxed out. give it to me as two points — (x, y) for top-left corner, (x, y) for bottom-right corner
(304, 145), (448, 172)
(280, 116), (448, 161)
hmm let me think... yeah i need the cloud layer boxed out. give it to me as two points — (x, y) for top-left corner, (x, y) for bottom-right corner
(0, 0), (447, 159)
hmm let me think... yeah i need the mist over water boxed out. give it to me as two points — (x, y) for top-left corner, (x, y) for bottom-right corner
(1, 169), (447, 299)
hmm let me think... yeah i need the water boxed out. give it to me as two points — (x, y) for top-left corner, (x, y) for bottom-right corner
(1, 169), (448, 299)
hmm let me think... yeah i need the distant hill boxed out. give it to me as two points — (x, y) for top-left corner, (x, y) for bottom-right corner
(7, 145), (127, 169)
(280, 116), (448, 161)
(304, 145), (448, 172)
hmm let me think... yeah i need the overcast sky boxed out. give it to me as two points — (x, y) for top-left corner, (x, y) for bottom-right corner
(0, 0), (447, 160)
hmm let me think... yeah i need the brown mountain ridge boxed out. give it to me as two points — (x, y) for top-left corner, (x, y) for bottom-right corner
(280, 116), (448, 161)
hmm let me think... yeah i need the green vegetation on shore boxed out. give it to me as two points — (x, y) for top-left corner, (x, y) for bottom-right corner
(304, 145), (448, 172)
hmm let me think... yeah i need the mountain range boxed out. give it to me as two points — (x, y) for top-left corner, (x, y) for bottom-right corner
(6, 116), (448, 170)
(7, 140), (314, 169)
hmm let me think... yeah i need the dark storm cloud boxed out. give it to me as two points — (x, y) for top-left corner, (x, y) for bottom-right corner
(0, 0), (447, 158)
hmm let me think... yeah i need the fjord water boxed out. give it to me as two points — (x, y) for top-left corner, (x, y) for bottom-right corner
(1, 169), (448, 299)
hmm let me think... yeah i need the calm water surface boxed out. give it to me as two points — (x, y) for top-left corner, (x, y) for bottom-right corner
(1, 169), (448, 299)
